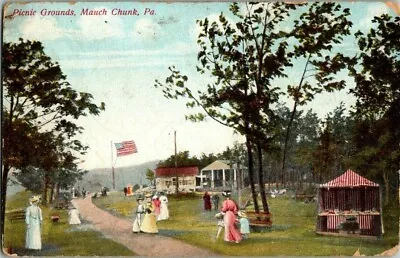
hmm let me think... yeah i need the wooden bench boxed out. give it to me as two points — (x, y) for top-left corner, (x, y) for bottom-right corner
(246, 211), (273, 228)
(6, 209), (25, 222)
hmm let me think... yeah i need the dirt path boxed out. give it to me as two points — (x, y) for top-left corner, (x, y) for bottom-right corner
(72, 196), (217, 257)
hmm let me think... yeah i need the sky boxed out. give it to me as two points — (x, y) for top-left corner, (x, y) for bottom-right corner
(2, 1), (396, 170)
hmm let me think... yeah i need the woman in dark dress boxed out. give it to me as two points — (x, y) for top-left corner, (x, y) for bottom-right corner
(203, 191), (212, 210)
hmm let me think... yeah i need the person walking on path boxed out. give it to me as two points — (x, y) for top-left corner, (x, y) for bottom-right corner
(158, 193), (169, 221)
(221, 190), (242, 243)
(203, 192), (212, 211)
(132, 196), (145, 233)
(72, 193), (215, 256)
(25, 196), (43, 250)
(140, 193), (158, 233)
(212, 194), (220, 211)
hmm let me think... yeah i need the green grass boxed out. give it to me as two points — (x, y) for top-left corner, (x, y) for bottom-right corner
(4, 190), (135, 256)
(93, 191), (398, 256)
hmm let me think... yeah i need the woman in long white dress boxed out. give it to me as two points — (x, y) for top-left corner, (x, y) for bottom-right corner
(132, 196), (145, 232)
(68, 207), (81, 225)
(157, 194), (169, 221)
(25, 196), (43, 250)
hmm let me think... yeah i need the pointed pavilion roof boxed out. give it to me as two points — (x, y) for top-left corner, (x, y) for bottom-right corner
(319, 169), (379, 188)
(201, 160), (231, 171)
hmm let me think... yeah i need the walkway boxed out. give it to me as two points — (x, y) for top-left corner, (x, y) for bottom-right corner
(72, 196), (217, 257)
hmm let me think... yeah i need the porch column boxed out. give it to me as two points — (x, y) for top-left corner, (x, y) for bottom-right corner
(200, 170), (203, 186)
(211, 170), (214, 188)
(234, 168), (237, 187)
(222, 169), (226, 187)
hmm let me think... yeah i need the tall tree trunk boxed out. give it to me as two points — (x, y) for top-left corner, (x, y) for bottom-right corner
(42, 174), (49, 204)
(256, 142), (269, 213)
(246, 136), (259, 213)
(50, 182), (55, 203)
(383, 171), (390, 205)
(1, 163), (10, 236)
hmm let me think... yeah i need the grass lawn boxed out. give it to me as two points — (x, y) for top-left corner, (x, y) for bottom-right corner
(93, 191), (398, 256)
(4, 190), (135, 256)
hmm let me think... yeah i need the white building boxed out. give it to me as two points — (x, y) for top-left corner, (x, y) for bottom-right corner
(200, 160), (237, 189)
(155, 166), (199, 193)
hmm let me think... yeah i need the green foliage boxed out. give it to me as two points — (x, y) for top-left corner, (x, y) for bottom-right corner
(2, 38), (105, 199)
(312, 103), (355, 182)
(145, 168), (155, 186)
(157, 150), (218, 170)
(348, 15), (399, 202)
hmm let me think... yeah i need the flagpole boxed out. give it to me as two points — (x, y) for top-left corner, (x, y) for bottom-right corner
(111, 141), (115, 190)
(174, 130), (178, 195)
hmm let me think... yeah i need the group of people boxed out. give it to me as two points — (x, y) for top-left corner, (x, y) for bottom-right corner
(215, 190), (250, 243)
(24, 189), (246, 252)
(203, 191), (220, 211)
(132, 192), (169, 234)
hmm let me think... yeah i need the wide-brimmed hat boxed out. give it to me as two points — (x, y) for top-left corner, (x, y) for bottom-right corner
(145, 192), (153, 198)
(136, 196), (144, 201)
(238, 211), (247, 218)
(29, 195), (40, 203)
(222, 190), (231, 197)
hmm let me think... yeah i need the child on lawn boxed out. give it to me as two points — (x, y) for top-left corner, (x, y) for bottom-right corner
(238, 211), (250, 239)
(214, 212), (225, 240)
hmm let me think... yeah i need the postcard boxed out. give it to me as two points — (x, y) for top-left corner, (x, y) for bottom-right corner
(2, 1), (399, 257)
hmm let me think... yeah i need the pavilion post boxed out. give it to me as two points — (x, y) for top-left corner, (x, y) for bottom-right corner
(222, 169), (226, 187)
(379, 186), (384, 235)
(211, 170), (214, 188)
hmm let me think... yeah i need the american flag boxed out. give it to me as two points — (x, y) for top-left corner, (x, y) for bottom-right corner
(114, 140), (137, 156)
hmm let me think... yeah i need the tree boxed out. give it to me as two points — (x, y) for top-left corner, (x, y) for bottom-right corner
(145, 169), (155, 186)
(348, 14), (400, 204)
(2, 39), (105, 234)
(281, 3), (353, 181)
(155, 3), (355, 214)
(156, 2), (299, 213)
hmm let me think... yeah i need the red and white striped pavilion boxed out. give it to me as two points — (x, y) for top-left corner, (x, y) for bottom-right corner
(316, 169), (383, 237)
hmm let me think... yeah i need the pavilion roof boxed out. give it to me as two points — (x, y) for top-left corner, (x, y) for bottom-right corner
(201, 160), (231, 171)
(319, 169), (379, 188)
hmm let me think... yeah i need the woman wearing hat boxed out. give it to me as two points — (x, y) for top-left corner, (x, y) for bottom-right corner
(132, 196), (145, 233)
(25, 196), (43, 250)
(221, 190), (242, 243)
(140, 193), (158, 233)
(157, 193), (169, 221)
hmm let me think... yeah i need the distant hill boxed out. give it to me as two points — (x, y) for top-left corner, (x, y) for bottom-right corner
(79, 160), (159, 192)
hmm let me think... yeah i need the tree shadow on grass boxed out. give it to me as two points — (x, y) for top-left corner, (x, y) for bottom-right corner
(12, 243), (59, 256)
(158, 228), (189, 237)
(251, 223), (292, 233)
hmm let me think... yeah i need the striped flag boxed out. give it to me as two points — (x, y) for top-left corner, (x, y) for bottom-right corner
(114, 140), (137, 156)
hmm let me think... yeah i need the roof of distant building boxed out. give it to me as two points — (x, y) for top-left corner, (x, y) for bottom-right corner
(155, 166), (199, 177)
(201, 160), (231, 171)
